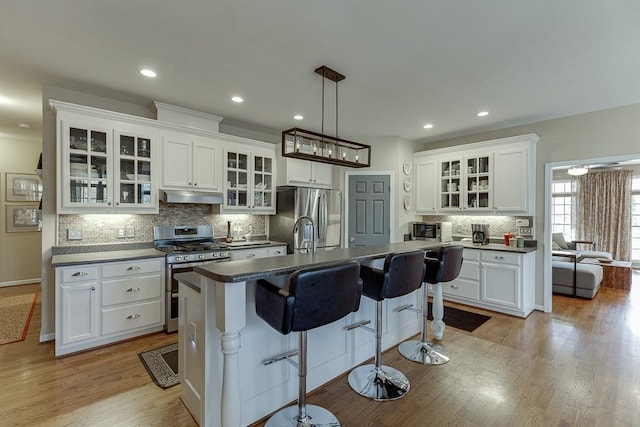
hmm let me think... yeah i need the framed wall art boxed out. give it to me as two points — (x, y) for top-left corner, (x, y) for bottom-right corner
(6, 173), (42, 202)
(6, 205), (41, 232)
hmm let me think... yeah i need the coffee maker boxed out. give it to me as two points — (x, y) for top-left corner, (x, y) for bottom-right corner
(471, 223), (490, 245)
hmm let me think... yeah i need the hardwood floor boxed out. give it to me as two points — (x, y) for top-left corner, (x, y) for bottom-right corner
(2, 274), (640, 426)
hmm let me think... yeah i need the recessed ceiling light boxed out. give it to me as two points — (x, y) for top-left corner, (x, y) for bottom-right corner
(294, 115), (303, 120)
(423, 123), (434, 129)
(140, 69), (157, 78)
(18, 123), (30, 129)
(231, 96), (244, 103)
(477, 111), (489, 117)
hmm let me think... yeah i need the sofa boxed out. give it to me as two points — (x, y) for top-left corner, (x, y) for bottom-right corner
(551, 233), (613, 260)
(552, 257), (603, 298)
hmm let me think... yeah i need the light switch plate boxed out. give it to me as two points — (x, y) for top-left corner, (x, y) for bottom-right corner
(67, 228), (82, 240)
(126, 225), (135, 238)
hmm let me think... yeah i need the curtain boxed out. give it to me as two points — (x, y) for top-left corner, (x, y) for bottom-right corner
(576, 169), (632, 260)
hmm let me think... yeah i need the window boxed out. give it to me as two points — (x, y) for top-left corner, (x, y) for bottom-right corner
(551, 179), (576, 241)
(632, 176), (640, 262)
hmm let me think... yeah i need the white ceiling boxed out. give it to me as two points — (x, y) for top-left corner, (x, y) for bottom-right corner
(1, 1), (640, 144)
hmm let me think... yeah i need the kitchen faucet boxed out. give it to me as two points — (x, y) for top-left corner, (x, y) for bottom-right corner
(292, 215), (316, 253)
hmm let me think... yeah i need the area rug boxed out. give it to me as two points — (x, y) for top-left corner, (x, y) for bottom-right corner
(0, 293), (37, 346)
(139, 343), (179, 389)
(427, 302), (491, 332)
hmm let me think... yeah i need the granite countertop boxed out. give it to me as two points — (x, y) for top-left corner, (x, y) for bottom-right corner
(51, 248), (166, 267)
(457, 242), (537, 253)
(195, 241), (443, 283)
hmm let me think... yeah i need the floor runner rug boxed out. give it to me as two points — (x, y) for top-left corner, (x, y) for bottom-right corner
(139, 343), (179, 388)
(427, 302), (491, 332)
(0, 293), (37, 346)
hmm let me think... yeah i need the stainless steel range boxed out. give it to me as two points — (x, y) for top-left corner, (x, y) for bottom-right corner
(154, 224), (229, 332)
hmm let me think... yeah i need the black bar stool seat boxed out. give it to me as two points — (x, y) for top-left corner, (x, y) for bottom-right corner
(398, 245), (464, 365)
(256, 260), (362, 427)
(347, 250), (425, 401)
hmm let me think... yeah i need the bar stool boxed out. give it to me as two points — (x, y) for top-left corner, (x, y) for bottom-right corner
(255, 261), (362, 427)
(398, 245), (463, 365)
(347, 250), (426, 401)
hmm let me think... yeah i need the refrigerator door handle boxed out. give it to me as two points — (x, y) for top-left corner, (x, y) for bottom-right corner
(321, 192), (328, 243)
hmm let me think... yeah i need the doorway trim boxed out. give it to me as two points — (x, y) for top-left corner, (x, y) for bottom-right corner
(344, 170), (394, 248)
(544, 152), (640, 312)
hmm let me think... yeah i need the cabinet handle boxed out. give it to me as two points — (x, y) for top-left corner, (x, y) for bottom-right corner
(194, 182), (198, 186)
(188, 182), (192, 185)
(126, 266), (141, 271)
(126, 314), (141, 320)
(71, 271), (89, 277)
(126, 287), (141, 292)
(246, 253), (255, 258)
(116, 202), (120, 206)
(108, 202), (112, 206)
(91, 286), (96, 291)
(450, 284), (459, 289)
(273, 250), (281, 254)
(494, 256), (505, 260)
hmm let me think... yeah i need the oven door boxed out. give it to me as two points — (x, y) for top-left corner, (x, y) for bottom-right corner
(166, 259), (228, 333)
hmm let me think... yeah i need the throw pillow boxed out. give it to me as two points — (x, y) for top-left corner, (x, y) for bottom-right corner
(552, 233), (569, 249)
(551, 241), (561, 250)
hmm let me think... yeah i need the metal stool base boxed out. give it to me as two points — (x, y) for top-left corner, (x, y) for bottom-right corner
(347, 364), (410, 401)
(265, 404), (340, 427)
(398, 340), (450, 365)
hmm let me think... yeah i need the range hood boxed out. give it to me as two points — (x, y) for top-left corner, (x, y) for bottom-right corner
(159, 189), (224, 205)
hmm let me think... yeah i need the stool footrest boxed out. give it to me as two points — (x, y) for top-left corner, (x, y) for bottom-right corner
(344, 319), (372, 331)
(394, 303), (420, 314)
(262, 350), (298, 366)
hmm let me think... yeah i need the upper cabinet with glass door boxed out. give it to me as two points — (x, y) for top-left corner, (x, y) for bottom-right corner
(439, 158), (462, 211)
(53, 101), (159, 214)
(464, 154), (492, 211)
(223, 143), (275, 214)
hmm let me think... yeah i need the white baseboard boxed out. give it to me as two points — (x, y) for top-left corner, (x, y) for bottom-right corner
(40, 333), (55, 343)
(0, 278), (42, 288)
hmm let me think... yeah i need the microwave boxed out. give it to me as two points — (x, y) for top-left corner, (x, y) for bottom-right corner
(411, 222), (453, 242)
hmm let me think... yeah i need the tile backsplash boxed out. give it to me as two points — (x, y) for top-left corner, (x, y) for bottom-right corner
(57, 203), (266, 245)
(420, 215), (534, 239)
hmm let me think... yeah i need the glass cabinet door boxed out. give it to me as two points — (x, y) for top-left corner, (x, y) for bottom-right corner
(115, 132), (153, 207)
(252, 154), (273, 209)
(439, 159), (462, 210)
(66, 126), (109, 206)
(465, 155), (491, 210)
(226, 150), (249, 208)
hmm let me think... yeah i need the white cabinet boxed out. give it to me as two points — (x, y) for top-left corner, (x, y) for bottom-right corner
(162, 132), (221, 191)
(493, 143), (535, 214)
(55, 257), (165, 356)
(228, 245), (286, 261)
(433, 248), (535, 317)
(413, 134), (538, 215)
(414, 157), (437, 214)
(53, 102), (158, 214)
(223, 143), (276, 213)
(285, 158), (333, 188)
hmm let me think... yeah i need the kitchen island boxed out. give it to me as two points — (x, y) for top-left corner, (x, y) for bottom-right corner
(182, 241), (442, 427)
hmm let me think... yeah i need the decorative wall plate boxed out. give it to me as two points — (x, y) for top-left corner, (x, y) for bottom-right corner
(403, 196), (412, 211)
(402, 160), (412, 175)
(403, 177), (412, 192)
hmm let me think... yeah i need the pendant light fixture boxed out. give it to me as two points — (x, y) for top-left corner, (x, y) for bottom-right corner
(282, 66), (371, 168)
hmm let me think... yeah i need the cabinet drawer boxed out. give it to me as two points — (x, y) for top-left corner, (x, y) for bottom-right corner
(102, 259), (163, 278)
(481, 250), (521, 265)
(101, 300), (162, 335)
(267, 246), (286, 257)
(462, 249), (480, 261)
(230, 248), (269, 260)
(101, 274), (162, 306)
(458, 260), (479, 281)
(60, 266), (99, 284)
(441, 278), (479, 300)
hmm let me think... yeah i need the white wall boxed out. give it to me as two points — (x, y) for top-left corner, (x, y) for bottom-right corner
(0, 135), (42, 285)
(418, 102), (640, 308)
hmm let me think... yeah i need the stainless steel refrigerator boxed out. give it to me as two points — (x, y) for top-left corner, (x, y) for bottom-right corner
(269, 186), (342, 253)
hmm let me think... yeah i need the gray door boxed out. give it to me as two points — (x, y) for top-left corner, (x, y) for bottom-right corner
(348, 175), (391, 247)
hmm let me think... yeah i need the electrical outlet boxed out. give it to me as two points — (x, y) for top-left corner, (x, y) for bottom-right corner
(67, 228), (82, 240)
(117, 228), (125, 238)
(126, 225), (135, 238)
